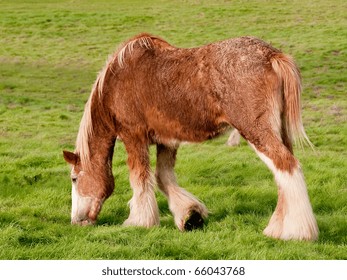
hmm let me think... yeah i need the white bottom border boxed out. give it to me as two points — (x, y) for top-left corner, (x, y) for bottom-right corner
(0, 260), (346, 279)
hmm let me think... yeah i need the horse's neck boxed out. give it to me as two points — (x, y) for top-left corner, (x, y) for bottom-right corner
(88, 132), (116, 166)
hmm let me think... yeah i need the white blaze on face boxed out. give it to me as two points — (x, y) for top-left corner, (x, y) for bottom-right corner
(70, 170), (93, 224)
(71, 183), (78, 221)
(71, 183), (94, 224)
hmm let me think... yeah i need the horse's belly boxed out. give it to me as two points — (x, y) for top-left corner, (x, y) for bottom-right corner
(148, 113), (230, 144)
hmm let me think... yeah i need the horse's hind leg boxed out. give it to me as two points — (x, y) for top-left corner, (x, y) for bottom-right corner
(247, 131), (318, 241)
(123, 140), (160, 227)
(226, 129), (241, 146)
(156, 144), (208, 231)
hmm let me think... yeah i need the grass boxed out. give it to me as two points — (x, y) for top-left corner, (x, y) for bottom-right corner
(0, 0), (346, 259)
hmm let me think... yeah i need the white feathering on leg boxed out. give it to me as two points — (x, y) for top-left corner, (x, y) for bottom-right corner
(124, 173), (160, 228)
(251, 144), (318, 241)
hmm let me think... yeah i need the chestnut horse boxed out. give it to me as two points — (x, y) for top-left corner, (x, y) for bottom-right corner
(63, 33), (318, 240)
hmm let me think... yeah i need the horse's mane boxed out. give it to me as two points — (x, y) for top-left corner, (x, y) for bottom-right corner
(75, 33), (170, 168)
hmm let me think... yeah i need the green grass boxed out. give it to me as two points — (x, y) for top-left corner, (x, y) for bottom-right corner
(0, 0), (346, 259)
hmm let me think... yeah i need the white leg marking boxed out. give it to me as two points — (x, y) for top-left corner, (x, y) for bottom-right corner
(226, 129), (241, 146)
(166, 186), (208, 231)
(157, 163), (208, 231)
(251, 144), (318, 240)
(124, 173), (160, 228)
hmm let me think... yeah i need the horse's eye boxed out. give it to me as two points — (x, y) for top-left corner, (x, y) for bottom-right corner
(72, 177), (77, 184)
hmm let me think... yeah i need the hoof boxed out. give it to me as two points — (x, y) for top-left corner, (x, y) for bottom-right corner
(71, 219), (95, 226)
(184, 210), (204, 231)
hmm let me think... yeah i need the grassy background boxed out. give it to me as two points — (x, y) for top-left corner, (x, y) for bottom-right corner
(0, 0), (346, 259)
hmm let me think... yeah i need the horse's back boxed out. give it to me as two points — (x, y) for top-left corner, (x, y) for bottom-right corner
(111, 35), (281, 143)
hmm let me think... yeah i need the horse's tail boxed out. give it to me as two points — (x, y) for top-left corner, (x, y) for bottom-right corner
(271, 53), (313, 148)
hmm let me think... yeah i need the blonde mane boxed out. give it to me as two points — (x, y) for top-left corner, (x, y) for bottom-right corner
(75, 56), (111, 168)
(75, 79), (96, 168)
(117, 34), (154, 68)
(75, 34), (158, 168)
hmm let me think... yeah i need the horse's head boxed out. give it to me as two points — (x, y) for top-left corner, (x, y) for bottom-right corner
(63, 150), (114, 225)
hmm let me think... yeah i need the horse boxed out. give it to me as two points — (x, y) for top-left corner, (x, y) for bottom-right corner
(63, 33), (318, 240)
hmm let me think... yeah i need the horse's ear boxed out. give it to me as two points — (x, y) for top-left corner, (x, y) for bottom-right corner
(63, 150), (79, 165)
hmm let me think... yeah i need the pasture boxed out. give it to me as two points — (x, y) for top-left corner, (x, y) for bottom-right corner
(0, 0), (346, 259)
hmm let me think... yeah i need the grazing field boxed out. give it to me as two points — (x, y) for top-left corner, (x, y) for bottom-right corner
(0, 0), (346, 259)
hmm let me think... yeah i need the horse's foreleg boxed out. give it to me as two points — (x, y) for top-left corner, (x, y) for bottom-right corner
(156, 144), (208, 231)
(123, 142), (160, 228)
